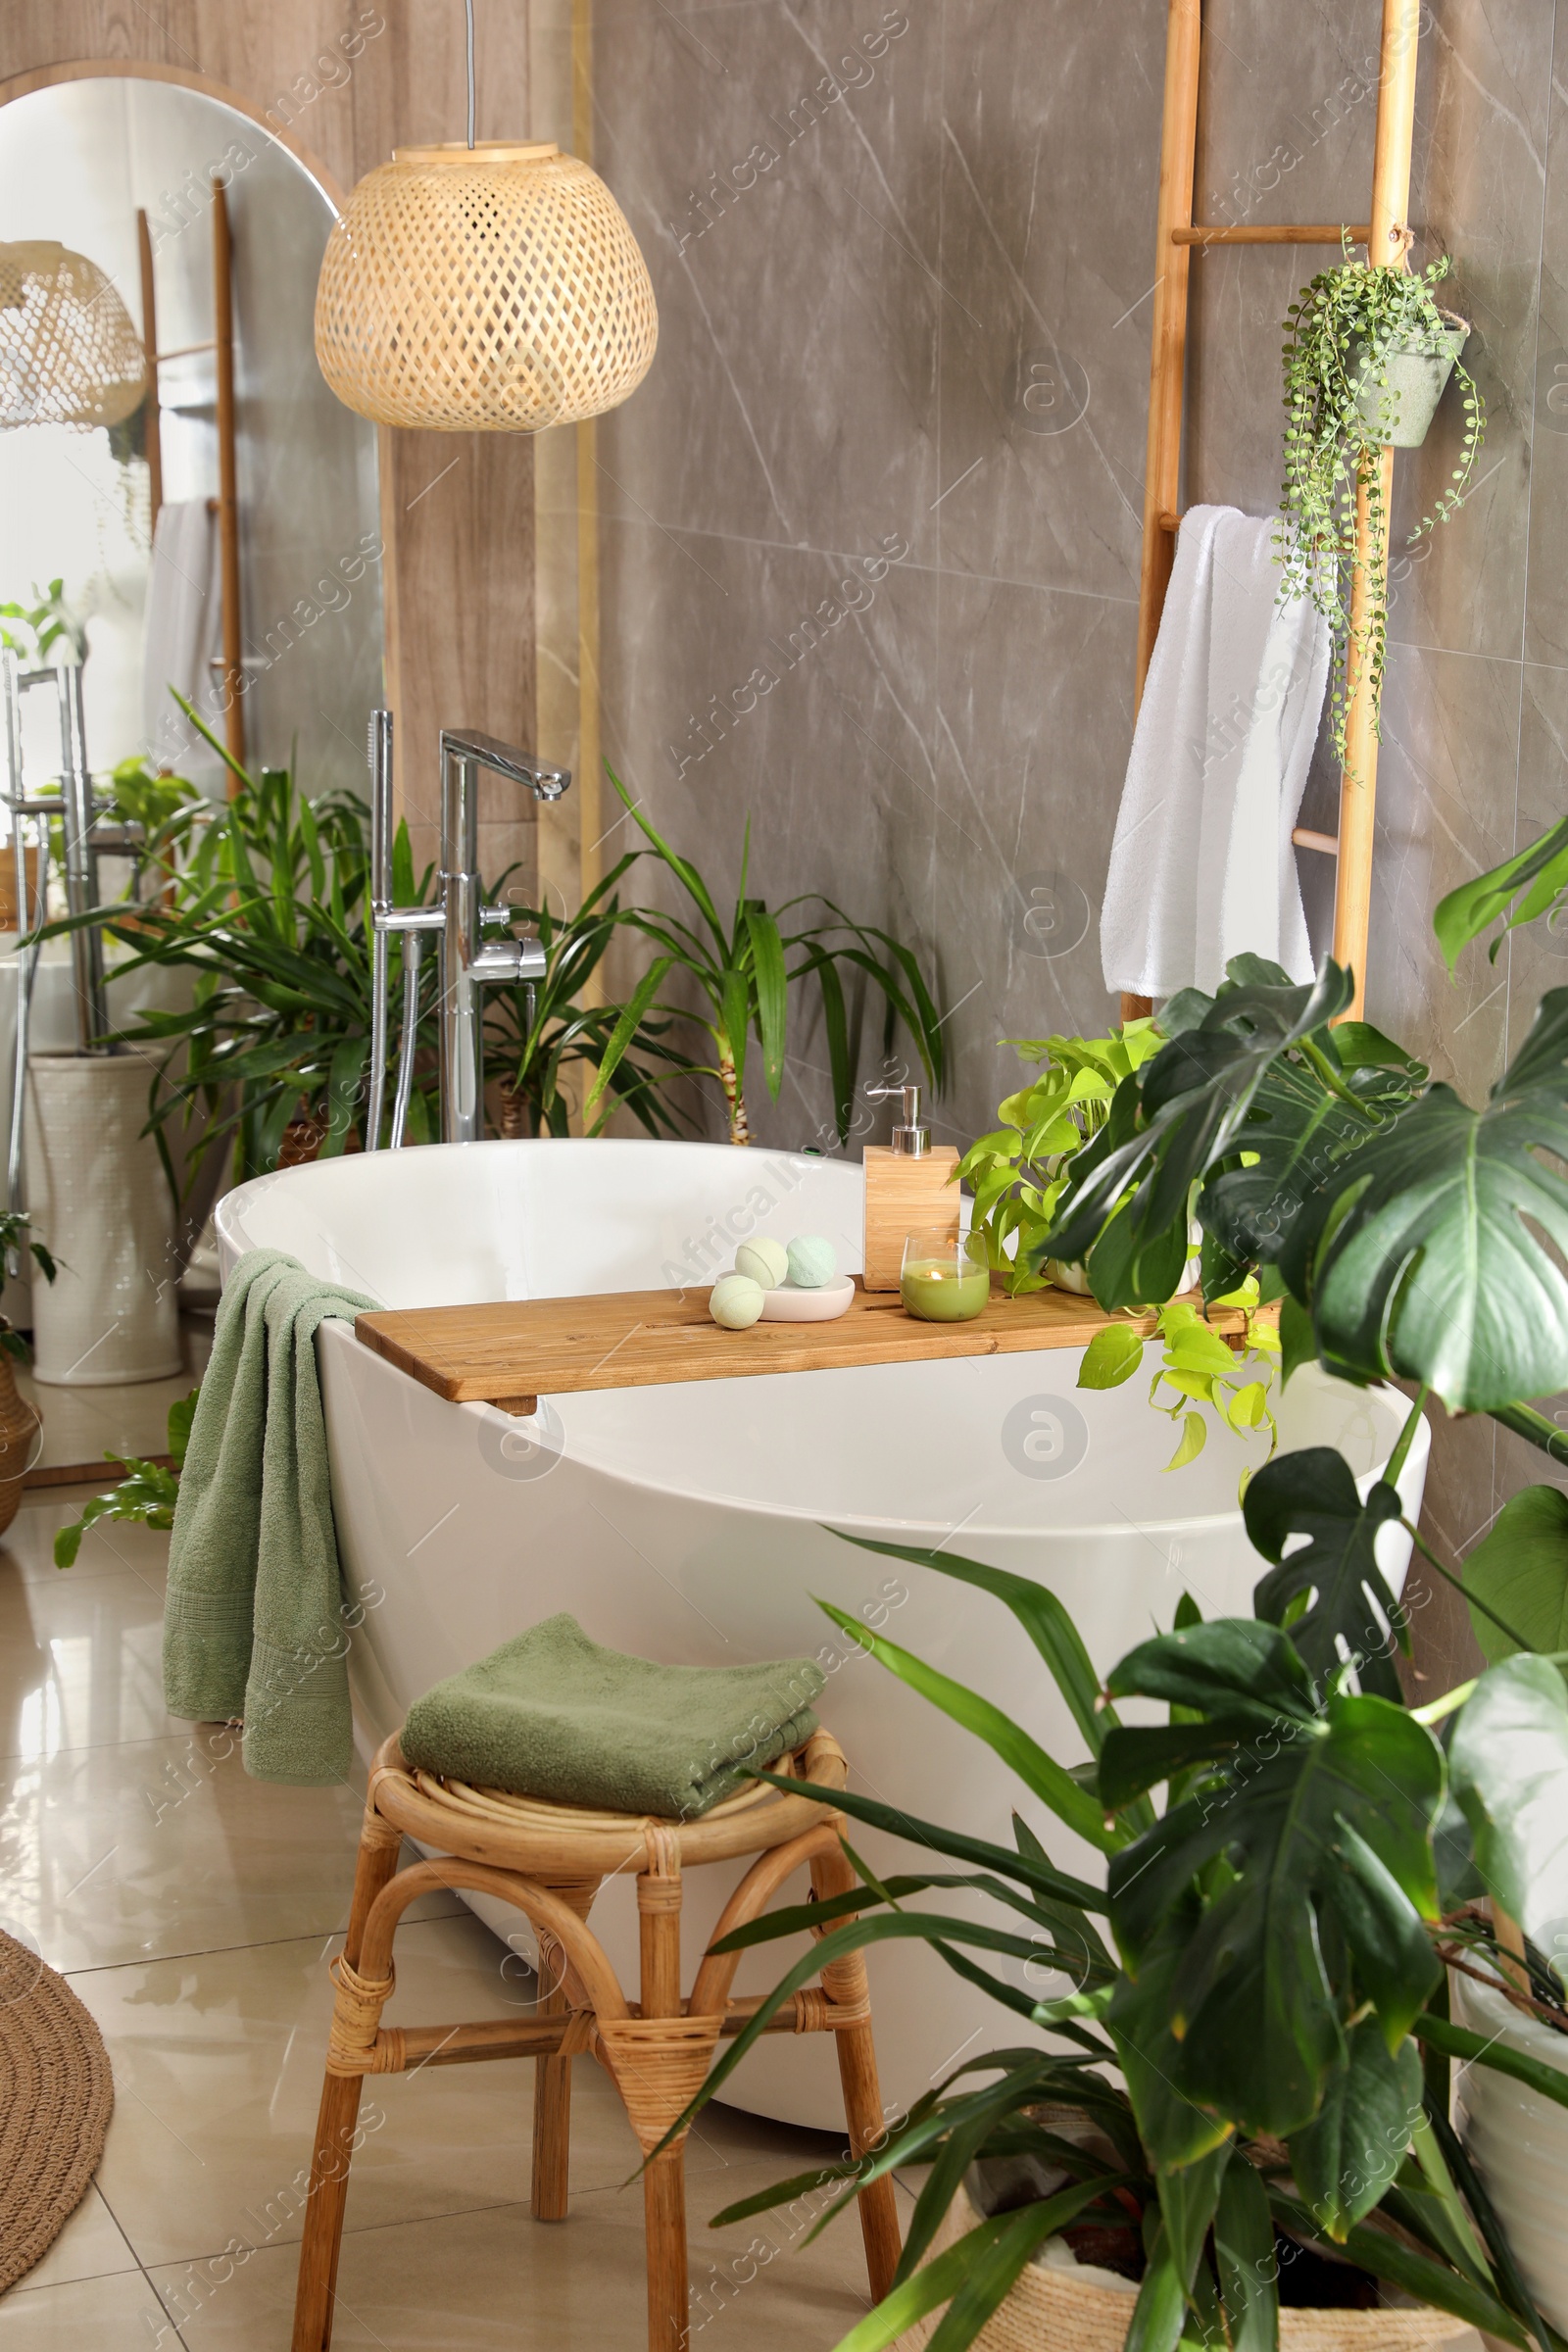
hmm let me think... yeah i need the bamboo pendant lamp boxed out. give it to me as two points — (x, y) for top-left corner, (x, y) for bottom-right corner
(0, 242), (147, 430)
(314, 140), (658, 432)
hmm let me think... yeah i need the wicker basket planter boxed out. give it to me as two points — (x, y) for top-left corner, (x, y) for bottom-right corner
(895, 2183), (1468, 2352)
(0, 1348), (39, 1534)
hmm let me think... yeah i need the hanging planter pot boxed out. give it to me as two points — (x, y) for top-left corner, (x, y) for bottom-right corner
(1350, 309), (1470, 448)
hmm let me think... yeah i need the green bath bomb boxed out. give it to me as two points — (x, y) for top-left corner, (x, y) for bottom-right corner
(734, 1237), (789, 1291)
(786, 1235), (837, 1290)
(710, 1274), (765, 1329)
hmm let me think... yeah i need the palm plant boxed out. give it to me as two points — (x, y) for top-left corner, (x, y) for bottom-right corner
(46, 700), (431, 1185)
(482, 854), (697, 1139)
(587, 768), (944, 1146)
(677, 1518), (1568, 2352)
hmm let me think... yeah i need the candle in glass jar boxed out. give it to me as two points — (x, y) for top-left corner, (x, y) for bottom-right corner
(900, 1227), (991, 1322)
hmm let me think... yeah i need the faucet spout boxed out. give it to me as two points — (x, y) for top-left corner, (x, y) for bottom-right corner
(438, 728), (573, 1145)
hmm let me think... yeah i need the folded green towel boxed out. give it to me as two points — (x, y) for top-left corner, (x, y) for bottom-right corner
(402, 1613), (826, 1819)
(163, 1247), (375, 1786)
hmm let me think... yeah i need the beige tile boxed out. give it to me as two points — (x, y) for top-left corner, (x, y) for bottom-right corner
(0, 2270), (172, 2348)
(4, 2188), (137, 2294)
(154, 2143), (879, 2350)
(0, 1558), (172, 1766)
(0, 1721), (366, 1970)
(1, 1492), (172, 1591)
(18, 1321), (210, 1482)
(74, 1913), (651, 2269)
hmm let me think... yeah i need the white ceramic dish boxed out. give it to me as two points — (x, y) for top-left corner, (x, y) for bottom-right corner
(217, 1138), (1430, 2133)
(759, 1273), (855, 1322)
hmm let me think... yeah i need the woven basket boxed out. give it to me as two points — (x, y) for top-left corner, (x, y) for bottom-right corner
(0, 241), (146, 429)
(314, 141), (657, 432)
(894, 2184), (1468, 2351)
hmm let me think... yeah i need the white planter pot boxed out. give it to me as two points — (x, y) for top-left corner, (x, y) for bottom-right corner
(24, 1053), (182, 1386)
(1454, 1972), (1568, 2335)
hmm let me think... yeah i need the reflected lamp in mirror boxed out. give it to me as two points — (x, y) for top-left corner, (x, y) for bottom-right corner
(313, 141), (657, 431)
(0, 242), (146, 430)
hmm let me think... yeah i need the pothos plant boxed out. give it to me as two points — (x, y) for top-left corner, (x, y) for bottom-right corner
(0, 1211), (56, 1364)
(958, 1023), (1279, 1479)
(1279, 236), (1484, 764)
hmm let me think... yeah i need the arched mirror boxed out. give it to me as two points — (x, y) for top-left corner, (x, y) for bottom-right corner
(0, 74), (382, 802)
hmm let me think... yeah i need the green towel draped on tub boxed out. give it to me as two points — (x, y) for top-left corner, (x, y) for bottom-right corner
(163, 1248), (374, 1785)
(402, 1614), (826, 1819)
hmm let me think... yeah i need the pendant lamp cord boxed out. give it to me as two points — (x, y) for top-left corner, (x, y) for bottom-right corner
(465, 0), (476, 147)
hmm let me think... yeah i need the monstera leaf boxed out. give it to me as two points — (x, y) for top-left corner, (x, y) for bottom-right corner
(1244, 1447), (1407, 1702)
(1200, 1024), (1425, 1298)
(1102, 1621), (1444, 2140)
(1461, 1485), (1568, 1663)
(1434, 810), (1568, 969)
(1306, 990), (1568, 1410)
(1039, 958), (1354, 1310)
(1447, 1654), (1568, 1933)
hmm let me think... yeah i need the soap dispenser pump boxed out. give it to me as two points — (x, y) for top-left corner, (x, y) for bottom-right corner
(861, 1081), (959, 1291)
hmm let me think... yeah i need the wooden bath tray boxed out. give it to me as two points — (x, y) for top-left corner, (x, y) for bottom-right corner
(355, 1280), (1253, 1415)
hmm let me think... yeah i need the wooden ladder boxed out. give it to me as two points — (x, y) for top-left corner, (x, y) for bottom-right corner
(1123, 0), (1422, 1024)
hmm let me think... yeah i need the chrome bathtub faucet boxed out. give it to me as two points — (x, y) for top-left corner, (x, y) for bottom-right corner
(365, 709), (570, 1150)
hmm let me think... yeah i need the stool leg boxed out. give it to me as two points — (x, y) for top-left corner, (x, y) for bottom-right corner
(292, 2075), (366, 2352)
(531, 1931), (572, 2222)
(810, 1846), (903, 2304)
(292, 1809), (403, 2352)
(640, 1845), (689, 2352)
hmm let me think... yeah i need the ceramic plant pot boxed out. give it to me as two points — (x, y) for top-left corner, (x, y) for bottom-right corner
(24, 1053), (182, 1386)
(1350, 310), (1469, 448)
(1455, 1972), (1568, 2335)
(895, 2182), (1466, 2352)
(0, 1347), (39, 1533)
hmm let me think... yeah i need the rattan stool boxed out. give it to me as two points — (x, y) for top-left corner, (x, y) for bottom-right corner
(291, 1725), (901, 2352)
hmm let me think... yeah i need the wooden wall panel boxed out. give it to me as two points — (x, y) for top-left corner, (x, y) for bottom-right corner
(0, 0), (538, 871)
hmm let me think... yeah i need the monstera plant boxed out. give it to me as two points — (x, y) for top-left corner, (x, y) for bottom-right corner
(662, 822), (1568, 2349)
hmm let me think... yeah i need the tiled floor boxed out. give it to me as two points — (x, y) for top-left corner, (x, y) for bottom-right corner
(0, 1491), (890, 2349)
(17, 1311), (213, 1485)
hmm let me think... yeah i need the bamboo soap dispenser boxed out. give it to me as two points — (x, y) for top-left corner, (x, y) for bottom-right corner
(861, 1084), (959, 1292)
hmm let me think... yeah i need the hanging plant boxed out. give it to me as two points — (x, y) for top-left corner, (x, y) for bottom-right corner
(1278, 235), (1485, 765)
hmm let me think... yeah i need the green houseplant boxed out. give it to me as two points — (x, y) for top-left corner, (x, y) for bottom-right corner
(1279, 239), (1484, 763)
(482, 853), (697, 1139)
(588, 769), (945, 1147)
(665, 829), (1568, 2348)
(54, 1388), (197, 1568)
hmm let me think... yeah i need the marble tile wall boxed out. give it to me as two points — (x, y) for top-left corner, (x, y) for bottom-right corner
(572, 0), (1568, 1675)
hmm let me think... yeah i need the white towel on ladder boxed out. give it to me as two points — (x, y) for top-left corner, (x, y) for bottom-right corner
(1100, 504), (1331, 1001)
(142, 499), (224, 769)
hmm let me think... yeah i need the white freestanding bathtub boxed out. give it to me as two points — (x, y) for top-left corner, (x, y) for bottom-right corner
(216, 1139), (1430, 2131)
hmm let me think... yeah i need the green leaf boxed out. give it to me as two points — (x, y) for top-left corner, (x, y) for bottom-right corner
(167, 1387), (199, 1469)
(1041, 960), (1354, 1309)
(1307, 989), (1568, 1410)
(814, 1600), (1119, 1851)
(1287, 2020), (1422, 2240)
(833, 1531), (1133, 1770)
(1107, 1645), (1443, 2137)
(1163, 1412), (1206, 1471)
(743, 904), (788, 1099)
(1269, 2192), (1529, 2346)
(1433, 811), (1568, 970)
(1462, 1484), (1568, 1663)
(582, 955), (677, 1118)
(1078, 1324), (1147, 1390)
(1447, 1653), (1568, 1929)
(1156, 2139), (1231, 2293)
(1245, 1449), (1406, 1700)
(1214, 2157), (1278, 2352)
(1278, 1293), (1317, 1388)
(1125, 2223), (1188, 2352)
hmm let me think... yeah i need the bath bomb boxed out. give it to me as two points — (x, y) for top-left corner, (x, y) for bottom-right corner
(734, 1237), (789, 1291)
(786, 1235), (837, 1290)
(710, 1274), (765, 1330)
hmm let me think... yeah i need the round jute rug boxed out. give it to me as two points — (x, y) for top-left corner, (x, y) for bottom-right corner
(0, 1927), (115, 2291)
